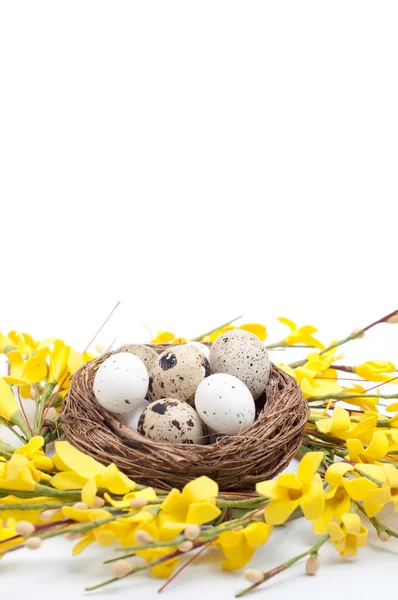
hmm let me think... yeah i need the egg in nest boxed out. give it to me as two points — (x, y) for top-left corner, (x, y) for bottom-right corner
(209, 329), (270, 399)
(148, 345), (210, 403)
(137, 398), (205, 444)
(114, 344), (158, 372)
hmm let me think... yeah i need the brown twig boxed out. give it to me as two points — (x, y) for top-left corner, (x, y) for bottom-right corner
(158, 543), (212, 593)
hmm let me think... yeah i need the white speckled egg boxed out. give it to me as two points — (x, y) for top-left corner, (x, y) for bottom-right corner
(94, 353), (149, 414)
(122, 401), (148, 431)
(195, 373), (255, 435)
(137, 398), (205, 444)
(115, 344), (158, 373)
(187, 341), (210, 360)
(149, 345), (210, 403)
(209, 329), (270, 399)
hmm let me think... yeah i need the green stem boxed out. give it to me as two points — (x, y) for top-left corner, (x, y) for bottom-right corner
(288, 308), (398, 369)
(34, 382), (56, 434)
(308, 392), (398, 403)
(356, 502), (398, 539)
(0, 501), (75, 512)
(0, 417), (27, 445)
(235, 535), (329, 597)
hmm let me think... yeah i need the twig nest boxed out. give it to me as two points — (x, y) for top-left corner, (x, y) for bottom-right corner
(148, 345), (210, 403)
(209, 330), (270, 399)
(62, 345), (308, 491)
(137, 398), (205, 444)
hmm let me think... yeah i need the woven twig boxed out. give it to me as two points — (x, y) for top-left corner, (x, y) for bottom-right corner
(61, 345), (309, 491)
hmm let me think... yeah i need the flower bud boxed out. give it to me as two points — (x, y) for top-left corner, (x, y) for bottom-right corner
(244, 569), (264, 584)
(306, 555), (320, 576)
(113, 560), (132, 578)
(130, 497), (148, 510)
(16, 521), (35, 537)
(40, 509), (59, 521)
(92, 496), (105, 508)
(184, 524), (201, 541)
(73, 502), (89, 510)
(64, 532), (80, 541)
(24, 536), (42, 550)
(351, 328), (365, 339)
(135, 530), (153, 545)
(386, 314), (398, 324)
(178, 540), (194, 553)
(378, 531), (389, 542)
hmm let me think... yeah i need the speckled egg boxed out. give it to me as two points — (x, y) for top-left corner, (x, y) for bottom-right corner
(209, 329), (270, 399)
(187, 341), (210, 360)
(137, 398), (205, 444)
(148, 345), (210, 403)
(115, 344), (158, 372)
(93, 352), (149, 413)
(195, 373), (255, 435)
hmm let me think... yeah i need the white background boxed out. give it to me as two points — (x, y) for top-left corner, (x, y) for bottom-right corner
(0, 1), (398, 598)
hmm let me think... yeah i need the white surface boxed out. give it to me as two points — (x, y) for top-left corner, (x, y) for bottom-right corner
(1, 1), (398, 598)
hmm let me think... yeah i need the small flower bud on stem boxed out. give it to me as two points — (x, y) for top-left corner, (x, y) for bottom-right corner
(92, 496), (105, 508)
(73, 502), (89, 510)
(130, 497), (148, 510)
(178, 540), (193, 553)
(40, 508), (59, 521)
(135, 530), (153, 545)
(113, 560), (132, 578)
(16, 521), (35, 537)
(24, 536), (42, 550)
(244, 569), (264, 584)
(184, 524), (201, 541)
(306, 555), (320, 575)
(378, 531), (389, 542)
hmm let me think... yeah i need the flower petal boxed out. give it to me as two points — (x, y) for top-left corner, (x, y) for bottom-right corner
(264, 499), (298, 525)
(297, 452), (324, 485)
(325, 463), (354, 486)
(186, 501), (221, 525)
(342, 477), (378, 501)
(183, 476), (218, 503)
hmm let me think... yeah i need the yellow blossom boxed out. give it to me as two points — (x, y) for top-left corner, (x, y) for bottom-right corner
(346, 431), (389, 464)
(14, 436), (53, 471)
(157, 476), (221, 539)
(0, 495), (62, 524)
(48, 341), (70, 384)
(355, 360), (397, 384)
(315, 406), (377, 441)
(312, 463), (353, 534)
(216, 522), (273, 570)
(50, 441), (106, 491)
(256, 452), (325, 525)
(328, 513), (368, 557)
(151, 331), (177, 344)
(278, 317), (324, 349)
(0, 518), (20, 554)
(0, 454), (43, 491)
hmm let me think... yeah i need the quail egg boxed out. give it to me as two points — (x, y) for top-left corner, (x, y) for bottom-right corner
(93, 352), (149, 413)
(137, 398), (205, 444)
(209, 329), (270, 399)
(115, 344), (158, 372)
(195, 373), (255, 435)
(149, 345), (210, 403)
(187, 341), (210, 360)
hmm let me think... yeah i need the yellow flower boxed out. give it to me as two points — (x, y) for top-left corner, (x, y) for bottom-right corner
(48, 341), (70, 384)
(151, 331), (177, 344)
(202, 323), (267, 343)
(67, 349), (97, 376)
(328, 513), (368, 557)
(278, 317), (324, 349)
(0, 378), (31, 439)
(0, 454), (41, 491)
(312, 463), (353, 534)
(0, 331), (37, 356)
(315, 406), (377, 441)
(340, 384), (380, 411)
(382, 464), (398, 511)
(355, 360), (396, 384)
(386, 403), (398, 428)
(256, 452), (325, 525)
(216, 522), (273, 570)
(14, 436), (53, 471)
(3, 349), (48, 397)
(346, 431), (389, 464)
(157, 476), (221, 538)
(51, 441), (106, 490)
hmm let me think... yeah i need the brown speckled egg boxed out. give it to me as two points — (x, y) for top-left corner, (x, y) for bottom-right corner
(148, 345), (210, 403)
(115, 344), (158, 372)
(137, 398), (205, 444)
(209, 329), (270, 399)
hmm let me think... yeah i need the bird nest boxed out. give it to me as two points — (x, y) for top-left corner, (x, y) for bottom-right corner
(61, 345), (309, 491)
